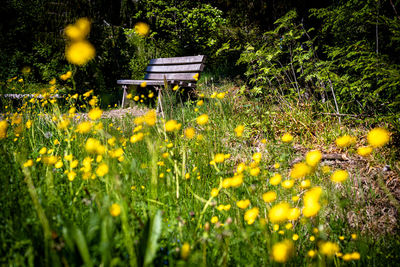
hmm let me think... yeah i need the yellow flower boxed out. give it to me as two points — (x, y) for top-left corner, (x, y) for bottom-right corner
(196, 99), (204, 106)
(181, 242), (190, 260)
(65, 18), (91, 40)
(236, 162), (246, 174)
(236, 199), (250, 209)
(68, 171), (77, 181)
(23, 160), (33, 168)
(65, 40), (95, 66)
(148, 92), (154, 98)
(0, 120), (8, 139)
(268, 202), (290, 223)
(196, 114), (209, 125)
(306, 150), (322, 167)
(303, 187), (322, 217)
(57, 119), (70, 130)
(96, 163), (109, 177)
(76, 121), (93, 134)
(290, 162), (311, 179)
(367, 127), (390, 148)
(173, 85), (179, 91)
(88, 108), (103, 120)
(234, 125), (244, 137)
(230, 174), (243, 187)
(144, 110), (157, 126)
(250, 167), (260, 176)
(216, 92), (225, 99)
(165, 120), (180, 132)
(26, 120), (32, 129)
(319, 241), (340, 257)
(281, 133), (293, 143)
(134, 95), (140, 101)
(244, 207), (259, 224)
(335, 135), (356, 148)
(330, 169), (349, 183)
(55, 161), (63, 169)
(184, 127), (195, 139)
(110, 203), (121, 217)
(210, 188), (219, 197)
(130, 132), (144, 143)
(134, 22), (150, 36)
(214, 153), (225, 163)
(273, 163), (280, 169)
(357, 146), (373, 157)
(252, 152), (262, 163)
(287, 208), (301, 220)
(322, 166), (331, 174)
(292, 234), (299, 241)
(140, 81), (147, 87)
(60, 71), (72, 81)
(211, 216), (218, 224)
(281, 179), (295, 189)
(193, 73), (199, 81)
(270, 173), (282, 185)
(262, 191), (277, 203)
(271, 240), (294, 263)
(39, 147), (47, 155)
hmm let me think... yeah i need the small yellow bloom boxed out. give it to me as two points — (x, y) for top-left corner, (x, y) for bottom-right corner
(244, 207), (259, 224)
(216, 92), (225, 99)
(130, 132), (144, 143)
(250, 167), (260, 176)
(281, 133), (293, 143)
(252, 152), (262, 163)
(330, 169), (349, 183)
(134, 95), (140, 101)
(76, 121), (93, 134)
(196, 114), (209, 125)
(322, 165), (331, 174)
(181, 242), (190, 260)
(193, 73), (199, 81)
(88, 108), (103, 120)
(230, 174), (243, 187)
(39, 147), (47, 155)
(269, 202), (290, 223)
(335, 135), (356, 148)
(211, 216), (218, 224)
(55, 161), (63, 169)
(271, 240), (294, 263)
(281, 179), (295, 189)
(210, 188), (219, 197)
(110, 203), (121, 216)
(319, 241), (340, 257)
(65, 40), (95, 66)
(144, 110), (157, 126)
(165, 120), (181, 132)
(262, 191), (277, 203)
(234, 125), (244, 137)
(184, 127), (195, 139)
(357, 146), (373, 157)
(367, 127), (390, 148)
(236, 199), (250, 209)
(140, 81), (147, 87)
(273, 163), (280, 169)
(173, 85), (179, 91)
(134, 22), (150, 36)
(290, 162), (311, 179)
(306, 150), (322, 167)
(236, 162), (246, 174)
(292, 234), (299, 241)
(68, 171), (77, 181)
(270, 173), (282, 185)
(96, 163), (109, 177)
(214, 153), (225, 163)
(26, 120), (32, 129)
(23, 160), (33, 168)
(287, 208), (301, 220)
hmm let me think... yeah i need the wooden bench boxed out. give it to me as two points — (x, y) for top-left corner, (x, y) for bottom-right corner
(117, 55), (206, 111)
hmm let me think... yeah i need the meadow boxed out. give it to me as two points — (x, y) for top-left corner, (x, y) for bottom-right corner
(1, 18), (399, 267)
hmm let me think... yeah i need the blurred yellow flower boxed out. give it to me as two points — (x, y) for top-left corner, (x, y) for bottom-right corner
(262, 191), (277, 203)
(290, 162), (311, 179)
(281, 179), (295, 189)
(211, 216), (218, 223)
(144, 110), (157, 126)
(140, 81), (147, 87)
(319, 241), (340, 257)
(216, 92), (225, 99)
(96, 163), (109, 177)
(193, 73), (199, 81)
(23, 160), (33, 168)
(196, 114), (209, 125)
(306, 150), (322, 167)
(367, 127), (390, 148)
(76, 121), (93, 134)
(66, 41), (95, 66)
(230, 174), (243, 187)
(269, 202), (290, 223)
(110, 203), (121, 216)
(250, 167), (260, 176)
(67, 171), (76, 181)
(214, 153), (225, 163)
(335, 135), (356, 148)
(173, 85), (179, 91)
(357, 146), (373, 157)
(181, 242), (190, 260)
(130, 132), (144, 143)
(134, 22), (150, 36)
(271, 240), (294, 263)
(330, 169), (349, 183)
(236, 162), (246, 174)
(0, 120), (8, 139)
(270, 173), (282, 185)
(210, 188), (219, 197)
(236, 199), (250, 209)
(88, 108), (103, 120)
(281, 133), (293, 143)
(234, 125), (244, 137)
(184, 127), (195, 139)
(252, 152), (262, 163)
(287, 207), (301, 220)
(303, 187), (322, 217)
(165, 120), (181, 132)
(244, 207), (259, 224)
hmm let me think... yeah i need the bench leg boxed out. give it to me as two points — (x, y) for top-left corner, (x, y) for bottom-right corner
(121, 85), (127, 108)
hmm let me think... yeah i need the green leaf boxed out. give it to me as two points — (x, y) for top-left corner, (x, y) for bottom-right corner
(143, 210), (163, 267)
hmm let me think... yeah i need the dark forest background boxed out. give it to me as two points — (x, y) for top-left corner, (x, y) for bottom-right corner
(1, 0), (400, 127)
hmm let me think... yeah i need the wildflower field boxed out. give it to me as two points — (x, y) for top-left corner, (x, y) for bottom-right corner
(1, 12), (400, 267)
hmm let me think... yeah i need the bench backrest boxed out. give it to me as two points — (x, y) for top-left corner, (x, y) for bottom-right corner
(144, 55), (206, 82)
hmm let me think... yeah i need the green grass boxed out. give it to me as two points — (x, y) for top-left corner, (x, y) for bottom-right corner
(0, 77), (399, 266)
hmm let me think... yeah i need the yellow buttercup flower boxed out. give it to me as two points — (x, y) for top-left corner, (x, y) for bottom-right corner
(67, 171), (77, 181)
(88, 108), (103, 120)
(236, 162), (246, 174)
(271, 240), (294, 263)
(268, 202), (290, 223)
(330, 169), (349, 183)
(23, 160), (33, 168)
(211, 216), (218, 224)
(244, 207), (259, 224)
(281, 133), (293, 143)
(0, 120), (8, 139)
(76, 121), (93, 134)
(234, 125), (244, 137)
(230, 174), (243, 187)
(306, 150), (322, 167)
(270, 173), (282, 185)
(335, 135), (356, 148)
(287, 208), (301, 220)
(65, 41), (95, 66)
(130, 132), (144, 143)
(196, 114), (209, 125)
(249, 167), (260, 176)
(214, 153), (225, 163)
(184, 127), (195, 139)
(110, 203), (121, 216)
(193, 73), (199, 81)
(357, 146), (373, 157)
(210, 188), (219, 197)
(165, 120), (181, 132)
(290, 162), (310, 179)
(96, 163), (109, 177)
(236, 199), (250, 209)
(144, 109), (157, 126)
(181, 242), (190, 260)
(252, 152), (262, 163)
(216, 92), (225, 99)
(367, 127), (390, 148)
(303, 187), (322, 217)
(319, 241), (340, 257)
(262, 191), (277, 203)
(140, 81), (147, 87)
(134, 22), (150, 36)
